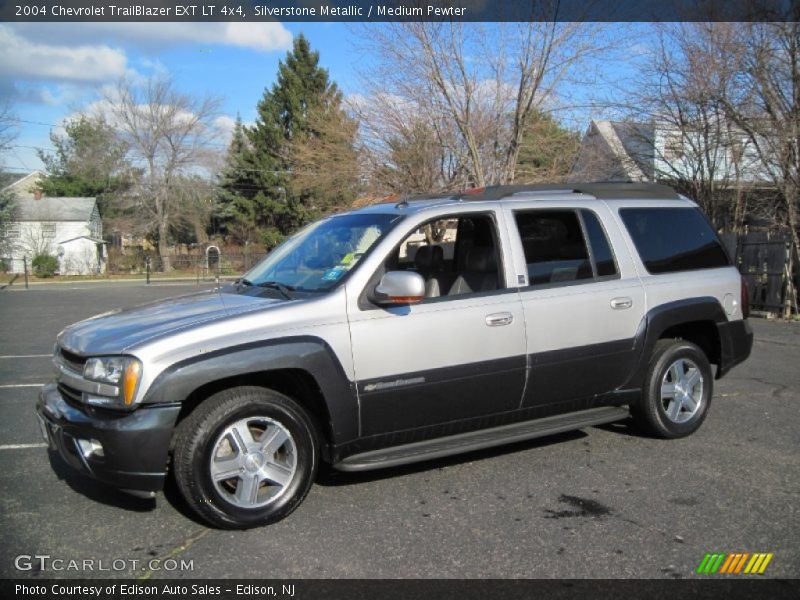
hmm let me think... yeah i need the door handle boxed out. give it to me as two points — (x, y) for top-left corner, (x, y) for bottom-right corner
(610, 297), (633, 310)
(486, 312), (514, 326)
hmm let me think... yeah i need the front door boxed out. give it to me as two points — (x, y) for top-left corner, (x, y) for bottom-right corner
(347, 213), (527, 437)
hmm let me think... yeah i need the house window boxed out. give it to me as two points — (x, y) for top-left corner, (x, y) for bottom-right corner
(731, 139), (744, 165)
(664, 134), (684, 161)
(41, 223), (56, 239)
(5, 223), (20, 239)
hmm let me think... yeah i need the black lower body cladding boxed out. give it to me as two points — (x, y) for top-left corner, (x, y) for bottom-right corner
(717, 318), (753, 377)
(36, 384), (181, 491)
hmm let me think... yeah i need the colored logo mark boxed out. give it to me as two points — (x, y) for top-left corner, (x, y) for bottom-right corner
(696, 552), (774, 574)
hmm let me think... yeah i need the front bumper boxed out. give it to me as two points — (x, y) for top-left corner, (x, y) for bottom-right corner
(36, 384), (181, 492)
(717, 318), (754, 377)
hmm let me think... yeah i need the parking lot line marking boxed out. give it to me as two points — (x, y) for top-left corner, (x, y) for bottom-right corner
(0, 443), (47, 450)
(0, 384), (45, 388)
(0, 354), (51, 359)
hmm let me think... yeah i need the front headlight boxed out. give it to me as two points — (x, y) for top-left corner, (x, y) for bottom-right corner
(84, 356), (142, 408)
(84, 356), (127, 384)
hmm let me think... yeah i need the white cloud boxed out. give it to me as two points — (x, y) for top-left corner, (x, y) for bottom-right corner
(11, 22), (293, 53)
(217, 22), (293, 52)
(0, 25), (127, 83)
(214, 114), (236, 136)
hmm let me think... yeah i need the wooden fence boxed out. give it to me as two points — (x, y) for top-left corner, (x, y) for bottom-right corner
(720, 232), (798, 316)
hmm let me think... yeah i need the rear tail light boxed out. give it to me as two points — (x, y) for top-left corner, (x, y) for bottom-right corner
(741, 276), (750, 319)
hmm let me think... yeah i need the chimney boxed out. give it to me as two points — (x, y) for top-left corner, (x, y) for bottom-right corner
(33, 189), (42, 200)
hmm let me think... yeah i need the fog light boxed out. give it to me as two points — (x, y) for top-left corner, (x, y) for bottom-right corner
(76, 438), (104, 459)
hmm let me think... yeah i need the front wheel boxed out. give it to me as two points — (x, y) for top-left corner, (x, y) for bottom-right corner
(631, 339), (713, 439)
(172, 386), (319, 529)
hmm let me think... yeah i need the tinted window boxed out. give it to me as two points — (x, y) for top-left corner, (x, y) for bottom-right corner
(515, 211), (593, 285)
(581, 210), (618, 277)
(620, 208), (730, 274)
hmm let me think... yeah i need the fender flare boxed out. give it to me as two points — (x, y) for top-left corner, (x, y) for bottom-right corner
(141, 336), (358, 444)
(623, 297), (727, 389)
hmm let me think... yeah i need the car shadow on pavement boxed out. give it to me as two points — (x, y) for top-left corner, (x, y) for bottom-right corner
(594, 417), (655, 438)
(160, 474), (215, 526)
(47, 450), (156, 513)
(315, 430), (587, 487)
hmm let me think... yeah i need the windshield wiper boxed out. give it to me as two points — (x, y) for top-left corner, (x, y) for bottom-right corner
(255, 280), (295, 300)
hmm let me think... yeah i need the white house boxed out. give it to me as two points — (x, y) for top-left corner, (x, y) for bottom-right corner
(571, 120), (769, 185)
(2, 172), (106, 275)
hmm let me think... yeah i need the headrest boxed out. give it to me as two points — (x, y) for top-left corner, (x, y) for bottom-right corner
(415, 245), (444, 269)
(466, 246), (497, 272)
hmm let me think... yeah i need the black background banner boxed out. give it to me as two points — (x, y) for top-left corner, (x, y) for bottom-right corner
(1, 0), (799, 23)
(3, 579), (800, 600)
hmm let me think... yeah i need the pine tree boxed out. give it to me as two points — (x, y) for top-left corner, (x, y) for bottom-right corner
(217, 114), (259, 243)
(37, 115), (132, 216)
(515, 112), (580, 183)
(222, 34), (354, 242)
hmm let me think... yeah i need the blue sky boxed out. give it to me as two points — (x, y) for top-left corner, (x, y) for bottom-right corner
(0, 22), (648, 175)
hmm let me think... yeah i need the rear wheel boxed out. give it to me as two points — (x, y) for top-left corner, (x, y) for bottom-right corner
(172, 386), (318, 529)
(632, 339), (713, 438)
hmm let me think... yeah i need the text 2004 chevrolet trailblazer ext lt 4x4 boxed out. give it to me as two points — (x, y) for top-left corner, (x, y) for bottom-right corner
(37, 182), (753, 528)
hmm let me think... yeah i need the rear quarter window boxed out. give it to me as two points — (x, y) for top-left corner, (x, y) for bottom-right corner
(619, 207), (730, 274)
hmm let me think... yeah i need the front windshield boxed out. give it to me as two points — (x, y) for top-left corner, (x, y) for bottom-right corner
(242, 212), (402, 292)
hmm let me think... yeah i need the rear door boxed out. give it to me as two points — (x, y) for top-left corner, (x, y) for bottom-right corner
(506, 203), (646, 407)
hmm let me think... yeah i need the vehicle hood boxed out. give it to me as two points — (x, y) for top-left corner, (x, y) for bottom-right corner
(58, 290), (281, 355)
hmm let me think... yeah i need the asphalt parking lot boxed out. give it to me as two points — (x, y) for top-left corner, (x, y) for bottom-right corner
(0, 281), (798, 580)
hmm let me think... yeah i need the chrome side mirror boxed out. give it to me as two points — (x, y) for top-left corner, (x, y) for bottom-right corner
(373, 271), (425, 305)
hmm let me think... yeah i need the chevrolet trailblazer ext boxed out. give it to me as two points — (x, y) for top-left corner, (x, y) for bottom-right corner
(37, 182), (753, 528)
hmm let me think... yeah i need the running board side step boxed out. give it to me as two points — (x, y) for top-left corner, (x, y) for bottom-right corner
(334, 406), (629, 472)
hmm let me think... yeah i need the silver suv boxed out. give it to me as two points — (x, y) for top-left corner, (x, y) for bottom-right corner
(37, 182), (753, 528)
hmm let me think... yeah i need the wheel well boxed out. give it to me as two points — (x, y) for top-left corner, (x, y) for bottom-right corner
(174, 369), (333, 455)
(659, 320), (721, 367)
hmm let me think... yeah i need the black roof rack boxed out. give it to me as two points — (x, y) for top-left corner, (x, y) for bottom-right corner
(457, 181), (681, 201)
(393, 192), (459, 208)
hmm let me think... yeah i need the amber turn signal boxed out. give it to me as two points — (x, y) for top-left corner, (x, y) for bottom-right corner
(123, 360), (142, 406)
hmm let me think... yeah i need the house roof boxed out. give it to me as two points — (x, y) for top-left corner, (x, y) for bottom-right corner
(571, 120), (654, 182)
(15, 196), (98, 222)
(58, 235), (107, 245)
(598, 120), (655, 180)
(2, 171), (44, 197)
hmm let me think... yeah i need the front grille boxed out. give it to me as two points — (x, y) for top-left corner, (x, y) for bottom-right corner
(58, 347), (86, 374)
(57, 383), (82, 406)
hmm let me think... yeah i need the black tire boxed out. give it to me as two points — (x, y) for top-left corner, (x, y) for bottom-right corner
(172, 386), (319, 529)
(631, 339), (713, 439)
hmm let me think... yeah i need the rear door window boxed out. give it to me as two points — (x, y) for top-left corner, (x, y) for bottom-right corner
(514, 210), (593, 286)
(619, 208), (730, 274)
(581, 209), (618, 278)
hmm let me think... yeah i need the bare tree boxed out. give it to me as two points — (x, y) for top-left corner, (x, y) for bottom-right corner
(15, 212), (58, 261)
(287, 90), (361, 213)
(0, 97), (19, 260)
(354, 102), (467, 195)
(356, 16), (608, 192)
(617, 25), (761, 230)
(670, 17), (800, 253)
(102, 77), (220, 270)
(0, 96), (18, 158)
(173, 174), (216, 245)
